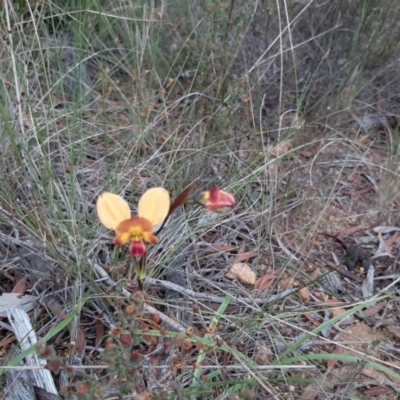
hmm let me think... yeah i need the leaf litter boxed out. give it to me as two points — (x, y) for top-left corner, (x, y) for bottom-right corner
(1, 1), (400, 398)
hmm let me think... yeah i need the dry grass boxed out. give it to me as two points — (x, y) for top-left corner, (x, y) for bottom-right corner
(0, 0), (400, 398)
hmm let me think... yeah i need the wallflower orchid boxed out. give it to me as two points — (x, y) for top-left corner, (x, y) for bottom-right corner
(196, 187), (235, 212)
(96, 188), (170, 256)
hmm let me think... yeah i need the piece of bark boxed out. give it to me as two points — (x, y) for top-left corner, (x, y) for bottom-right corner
(34, 386), (63, 400)
(3, 346), (36, 400)
(6, 306), (58, 396)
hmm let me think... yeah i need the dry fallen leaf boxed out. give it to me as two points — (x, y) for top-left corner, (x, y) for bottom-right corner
(233, 251), (258, 264)
(362, 301), (385, 317)
(330, 307), (346, 317)
(327, 346), (341, 371)
(304, 313), (320, 327)
(225, 263), (256, 285)
(12, 277), (27, 294)
(298, 287), (310, 301)
(75, 328), (86, 358)
(278, 277), (295, 289)
(232, 244), (258, 264)
(298, 145), (318, 158)
(269, 139), (292, 157)
(338, 224), (368, 239)
(363, 387), (392, 397)
(0, 334), (16, 351)
(255, 274), (276, 292)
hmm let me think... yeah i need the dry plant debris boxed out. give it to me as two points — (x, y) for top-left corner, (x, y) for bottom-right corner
(225, 262), (256, 285)
(0, 0), (400, 398)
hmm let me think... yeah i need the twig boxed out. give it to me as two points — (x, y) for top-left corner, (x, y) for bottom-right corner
(92, 263), (185, 333)
(175, 364), (316, 371)
(273, 235), (300, 262)
(144, 276), (297, 306)
(0, 364), (109, 370)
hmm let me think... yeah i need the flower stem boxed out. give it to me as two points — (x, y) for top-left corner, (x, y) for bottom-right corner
(132, 255), (147, 291)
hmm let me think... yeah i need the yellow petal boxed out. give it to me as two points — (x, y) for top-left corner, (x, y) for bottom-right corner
(138, 187), (170, 226)
(96, 192), (131, 230)
(113, 231), (132, 246)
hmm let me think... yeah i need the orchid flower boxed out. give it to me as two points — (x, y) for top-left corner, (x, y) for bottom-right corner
(196, 187), (235, 212)
(96, 188), (170, 256)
